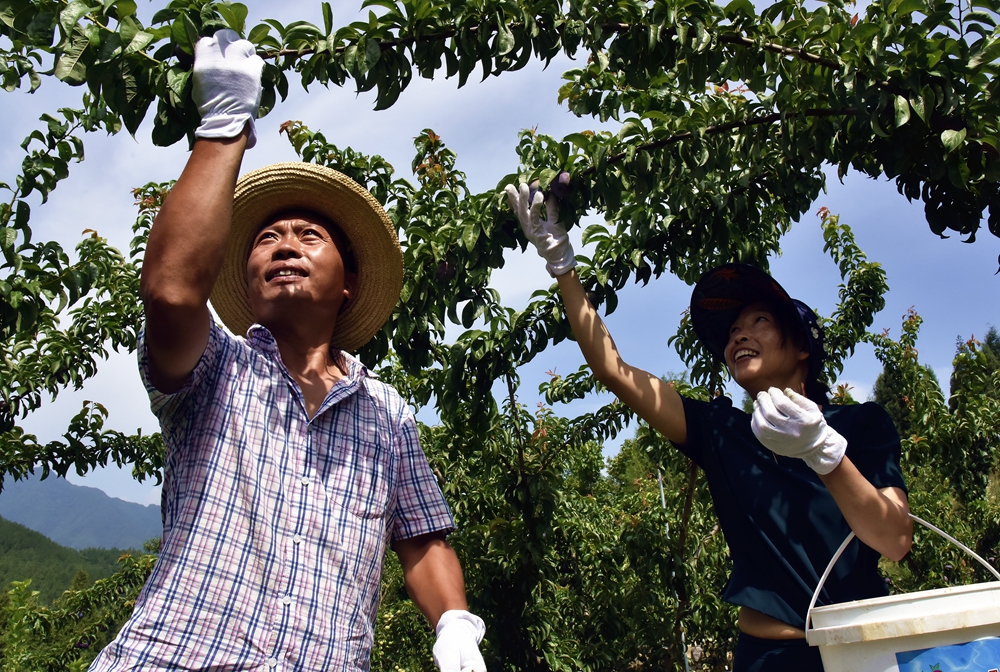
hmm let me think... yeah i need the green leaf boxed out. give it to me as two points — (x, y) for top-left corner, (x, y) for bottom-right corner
(218, 3), (248, 35)
(98, 31), (123, 60)
(151, 8), (177, 24)
(118, 15), (141, 44)
(909, 91), (928, 123)
(124, 30), (153, 54)
(871, 112), (890, 138)
(59, 1), (91, 37)
(0, 227), (15, 251)
(889, 0), (925, 15)
(172, 17), (192, 53)
(723, 0), (754, 17)
(941, 128), (967, 152)
(852, 23), (880, 41)
(112, 0), (137, 18)
(980, 135), (1000, 153)
(166, 67), (191, 101)
(247, 23), (271, 44)
(183, 13), (200, 47)
(364, 37), (381, 71)
(595, 51), (609, 73)
(14, 201), (29, 229)
(894, 95), (911, 127)
(968, 35), (1000, 69)
(463, 223), (479, 251)
(538, 168), (557, 189)
(496, 14), (515, 56)
(564, 132), (595, 149)
(964, 10), (997, 27)
(54, 36), (90, 84)
(322, 2), (333, 35)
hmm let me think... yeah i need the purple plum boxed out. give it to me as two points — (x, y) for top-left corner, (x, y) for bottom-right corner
(551, 172), (573, 199)
(436, 260), (456, 283)
(528, 180), (541, 205)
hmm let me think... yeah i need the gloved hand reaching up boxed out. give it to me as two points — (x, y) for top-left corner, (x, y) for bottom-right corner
(193, 29), (265, 148)
(433, 610), (487, 672)
(504, 182), (576, 277)
(751, 387), (847, 475)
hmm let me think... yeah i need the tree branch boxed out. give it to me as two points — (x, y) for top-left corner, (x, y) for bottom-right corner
(717, 33), (840, 69)
(581, 106), (860, 176)
(262, 21), (841, 72)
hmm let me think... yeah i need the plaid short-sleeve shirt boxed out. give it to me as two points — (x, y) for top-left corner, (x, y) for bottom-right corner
(90, 323), (455, 672)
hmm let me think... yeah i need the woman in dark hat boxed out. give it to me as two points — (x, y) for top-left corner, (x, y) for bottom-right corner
(506, 184), (912, 671)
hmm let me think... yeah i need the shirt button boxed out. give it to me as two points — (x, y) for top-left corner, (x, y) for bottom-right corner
(300, 477), (311, 486)
(267, 658), (278, 668)
(281, 595), (292, 606)
(292, 534), (302, 545)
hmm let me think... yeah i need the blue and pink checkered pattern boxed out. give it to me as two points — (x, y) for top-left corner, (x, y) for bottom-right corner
(90, 323), (455, 672)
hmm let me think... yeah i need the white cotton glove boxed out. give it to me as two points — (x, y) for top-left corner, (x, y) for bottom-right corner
(193, 29), (265, 148)
(751, 387), (847, 475)
(433, 609), (487, 672)
(504, 182), (576, 277)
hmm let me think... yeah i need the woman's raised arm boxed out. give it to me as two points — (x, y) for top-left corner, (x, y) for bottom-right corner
(505, 183), (687, 445)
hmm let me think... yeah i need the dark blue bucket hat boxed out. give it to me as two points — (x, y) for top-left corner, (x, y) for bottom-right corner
(690, 263), (825, 374)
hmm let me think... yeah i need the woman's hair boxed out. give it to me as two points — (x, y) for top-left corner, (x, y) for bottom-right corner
(767, 301), (831, 406)
(804, 375), (832, 407)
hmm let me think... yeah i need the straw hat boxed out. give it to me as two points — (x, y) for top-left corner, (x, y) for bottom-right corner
(209, 162), (403, 352)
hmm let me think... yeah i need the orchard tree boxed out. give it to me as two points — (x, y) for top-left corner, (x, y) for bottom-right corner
(868, 315), (1000, 598)
(1, 0), (1000, 669)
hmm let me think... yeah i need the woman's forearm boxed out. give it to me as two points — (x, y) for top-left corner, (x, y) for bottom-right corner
(555, 269), (688, 445)
(556, 270), (625, 382)
(820, 457), (913, 561)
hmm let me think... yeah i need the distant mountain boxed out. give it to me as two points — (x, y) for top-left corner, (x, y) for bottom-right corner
(0, 474), (162, 550)
(0, 516), (134, 604)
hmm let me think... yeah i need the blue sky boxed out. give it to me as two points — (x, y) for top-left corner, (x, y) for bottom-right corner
(2, 0), (998, 506)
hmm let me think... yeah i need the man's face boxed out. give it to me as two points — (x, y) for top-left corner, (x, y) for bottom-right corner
(724, 302), (809, 395)
(245, 213), (356, 330)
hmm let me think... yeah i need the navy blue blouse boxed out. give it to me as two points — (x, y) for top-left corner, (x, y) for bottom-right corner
(675, 396), (907, 629)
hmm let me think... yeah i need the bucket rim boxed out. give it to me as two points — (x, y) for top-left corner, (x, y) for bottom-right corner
(810, 581), (1000, 616)
(805, 514), (1000, 646)
(806, 582), (1000, 646)
(807, 582), (1000, 646)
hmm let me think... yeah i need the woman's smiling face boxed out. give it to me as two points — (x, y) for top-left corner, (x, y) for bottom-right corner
(724, 302), (810, 396)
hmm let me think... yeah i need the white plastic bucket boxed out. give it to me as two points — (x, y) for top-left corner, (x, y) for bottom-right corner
(804, 514), (1000, 672)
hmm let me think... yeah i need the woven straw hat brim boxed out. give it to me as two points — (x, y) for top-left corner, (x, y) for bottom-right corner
(209, 162), (403, 352)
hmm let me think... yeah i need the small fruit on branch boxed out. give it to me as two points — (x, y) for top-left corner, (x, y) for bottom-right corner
(551, 172), (572, 200)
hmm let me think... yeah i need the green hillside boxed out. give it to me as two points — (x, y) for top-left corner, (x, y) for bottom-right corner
(0, 516), (135, 604)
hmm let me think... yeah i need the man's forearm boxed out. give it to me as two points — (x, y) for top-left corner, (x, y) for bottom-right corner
(395, 533), (469, 628)
(142, 134), (247, 310)
(141, 133), (247, 391)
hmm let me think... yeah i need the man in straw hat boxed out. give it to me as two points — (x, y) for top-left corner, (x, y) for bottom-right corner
(89, 29), (486, 672)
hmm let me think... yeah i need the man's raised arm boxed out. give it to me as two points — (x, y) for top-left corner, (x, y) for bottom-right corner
(140, 30), (263, 393)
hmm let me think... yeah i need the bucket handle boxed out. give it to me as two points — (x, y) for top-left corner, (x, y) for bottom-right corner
(805, 513), (1000, 636)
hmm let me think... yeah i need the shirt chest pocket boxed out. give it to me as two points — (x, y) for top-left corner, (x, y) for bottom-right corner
(319, 434), (395, 520)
